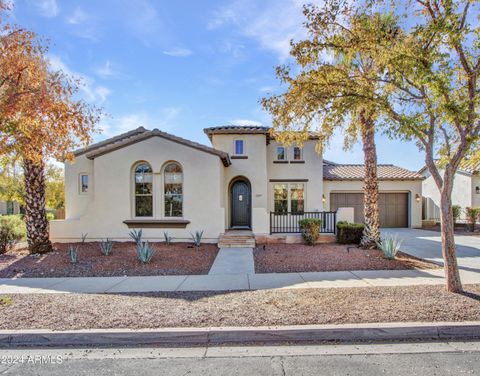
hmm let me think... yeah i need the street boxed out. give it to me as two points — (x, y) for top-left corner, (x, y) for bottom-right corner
(0, 341), (478, 375)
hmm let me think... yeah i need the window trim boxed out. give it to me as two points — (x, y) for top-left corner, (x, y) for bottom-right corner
(162, 161), (184, 219)
(233, 139), (246, 156)
(79, 173), (89, 195)
(132, 161), (155, 219)
(272, 182), (306, 213)
(293, 146), (303, 161)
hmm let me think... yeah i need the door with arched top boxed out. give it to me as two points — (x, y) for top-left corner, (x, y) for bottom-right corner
(230, 180), (251, 229)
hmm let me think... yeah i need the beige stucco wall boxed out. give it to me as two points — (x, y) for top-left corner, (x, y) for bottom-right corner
(422, 169), (473, 220)
(51, 136), (226, 242)
(0, 201), (20, 215)
(211, 134), (269, 234)
(323, 179), (423, 228)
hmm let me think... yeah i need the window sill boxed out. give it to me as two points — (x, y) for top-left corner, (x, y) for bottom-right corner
(290, 160), (305, 164)
(231, 155), (248, 159)
(123, 219), (190, 228)
(273, 160), (288, 164)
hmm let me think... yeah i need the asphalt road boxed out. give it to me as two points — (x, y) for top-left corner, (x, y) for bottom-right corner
(0, 341), (479, 375)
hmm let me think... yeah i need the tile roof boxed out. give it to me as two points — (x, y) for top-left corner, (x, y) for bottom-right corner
(323, 163), (424, 181)
(458, 159), (480, 174)
(203, 125), (320, 141)
(74, 127), (231, 166)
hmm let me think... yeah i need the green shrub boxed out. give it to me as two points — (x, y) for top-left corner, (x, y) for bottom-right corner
(377, 235), (402, 259)
(46, 212), (55, 221)
(298, 218), (321, 245)
(0, 215), (26, 254)
(99, 238), (113, 256)
(465, 207), (480, 232)
(452, 205), (462, 224)
(336, 221), (365, 244)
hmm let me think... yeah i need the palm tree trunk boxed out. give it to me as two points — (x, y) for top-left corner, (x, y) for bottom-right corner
(359, 111), (380, 249)
(24, 158), (52, 253)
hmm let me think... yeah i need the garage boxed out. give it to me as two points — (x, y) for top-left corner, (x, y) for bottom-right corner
(330, 192), (409, 228)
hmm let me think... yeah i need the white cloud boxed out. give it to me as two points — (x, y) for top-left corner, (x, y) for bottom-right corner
(33, 0), (59, 18)
(66, 7), (87, 24)
(162, 48), (193, 57)
(94, 60), (124, 79)
(100, 108), (182, 138)
(208, 0), (324, 61)
(48, 55), (111, 104)
(229, 119), (263, 126)
(258, 86), (273, 93)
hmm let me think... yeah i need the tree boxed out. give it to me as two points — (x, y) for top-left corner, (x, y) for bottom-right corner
(371, 0), (480, 292)
(261, 5), (398, 248)
(0, 3), (101, 252)
(45, 165), (65, 210)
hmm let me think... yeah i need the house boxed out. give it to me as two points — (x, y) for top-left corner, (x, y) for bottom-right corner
(0, 201), (20, 215)
(50, 126), (423, 243)
(421, 160), (480, 221)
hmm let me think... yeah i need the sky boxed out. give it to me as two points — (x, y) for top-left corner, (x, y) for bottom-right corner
(7, 0), (425, 170)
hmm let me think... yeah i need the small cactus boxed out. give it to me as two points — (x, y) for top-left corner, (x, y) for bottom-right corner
(136, 241), (155, 263)
(164, 232), (173, 245)
(129, 229), (143, 245)
(190, 230), (204, 249)
(68, 245), (78, 264)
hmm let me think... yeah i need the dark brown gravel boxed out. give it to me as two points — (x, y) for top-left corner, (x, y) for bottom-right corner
(254, 244), (438, 273)
(0, 242), (219, 277)
(0, 285), (479, 330)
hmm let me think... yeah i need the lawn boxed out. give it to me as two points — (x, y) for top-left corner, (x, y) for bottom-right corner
(0, 285), (478, 330)
(0, 242), (219, 277)
(254, 243), (438, 273)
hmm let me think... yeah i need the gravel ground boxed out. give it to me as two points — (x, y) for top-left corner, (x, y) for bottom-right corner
(254, 244), (438, 273)
(0, 242), (219, 277)
(0, 285), (478, 330)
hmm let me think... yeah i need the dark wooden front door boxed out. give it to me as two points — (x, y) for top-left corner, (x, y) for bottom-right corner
(231, 181), (251, 228)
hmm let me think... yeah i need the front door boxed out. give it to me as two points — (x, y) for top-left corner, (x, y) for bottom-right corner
(231, 181), (251, 229)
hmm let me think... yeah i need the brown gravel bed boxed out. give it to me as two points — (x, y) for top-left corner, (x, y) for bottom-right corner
(0, 242), (219, 278)
(0, 285), (479, 330)
(254, 244), (438, 273)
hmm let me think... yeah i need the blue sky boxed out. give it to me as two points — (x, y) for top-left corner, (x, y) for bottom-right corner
(8, 0), (424, 170)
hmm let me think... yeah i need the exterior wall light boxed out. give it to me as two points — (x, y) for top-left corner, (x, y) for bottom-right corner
(415, 194), (421, 203)
(476, 186), (480, 194)
(322, 194), (326, 203)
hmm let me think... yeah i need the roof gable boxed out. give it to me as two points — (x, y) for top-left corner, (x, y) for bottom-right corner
(74, 128), (231, 166)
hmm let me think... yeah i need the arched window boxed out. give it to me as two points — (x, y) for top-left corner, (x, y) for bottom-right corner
(164, 162), (183, 217)
(134, 162), (153, 217)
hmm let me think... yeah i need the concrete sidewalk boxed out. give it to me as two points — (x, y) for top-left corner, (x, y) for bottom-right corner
(0, 267), (479, 294)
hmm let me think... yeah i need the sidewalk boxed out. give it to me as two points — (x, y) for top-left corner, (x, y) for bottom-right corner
(0, 268), (479, 294)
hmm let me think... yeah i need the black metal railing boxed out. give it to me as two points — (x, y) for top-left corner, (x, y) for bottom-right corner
(270, 211), (337, 234)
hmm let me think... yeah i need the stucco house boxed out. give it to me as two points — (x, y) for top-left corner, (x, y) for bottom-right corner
(0, 201), (21, 215)
(421, 160), (480, 221)
(50, 126), (423, 244)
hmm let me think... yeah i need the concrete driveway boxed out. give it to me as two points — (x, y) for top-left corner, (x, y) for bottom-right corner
(381, 228), (480, 276)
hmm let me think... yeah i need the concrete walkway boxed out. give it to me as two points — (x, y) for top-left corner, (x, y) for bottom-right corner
(0, 268), (479, 294)
(208, 248), (255, 275)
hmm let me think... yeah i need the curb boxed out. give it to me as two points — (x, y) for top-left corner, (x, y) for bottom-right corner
(0, 322), (479, 347)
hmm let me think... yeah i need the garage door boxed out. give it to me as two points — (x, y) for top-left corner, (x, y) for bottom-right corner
(330, 192), (408, 228)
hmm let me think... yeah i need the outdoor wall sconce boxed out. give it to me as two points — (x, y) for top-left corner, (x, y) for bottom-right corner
(322, 194), (326, 203)
(415, 194), (421, 203)
(476, 186), (480, 194)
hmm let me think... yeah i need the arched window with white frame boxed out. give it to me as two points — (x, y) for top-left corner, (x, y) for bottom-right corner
(164, 162), (183, 217)
(133, 162), (153, 217)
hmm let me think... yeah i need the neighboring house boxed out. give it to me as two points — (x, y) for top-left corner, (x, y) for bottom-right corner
(0, 201), (20, 215)
(50, 126), (423, 243)
(421, 160), (480, 221)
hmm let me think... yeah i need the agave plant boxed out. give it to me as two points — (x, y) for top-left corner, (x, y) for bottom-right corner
(68, 245), (78, 264)
(136, 241), (155, 263)
(99, 238), (113, 256)
(164, 232), (173, 245)
(129, 229), (143, 245)
(190, 230), (204, 249)
(80, 233), (88, 243)
(377, 235), (402, 260)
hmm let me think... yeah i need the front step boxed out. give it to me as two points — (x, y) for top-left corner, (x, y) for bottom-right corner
(218, 231), (256, 248)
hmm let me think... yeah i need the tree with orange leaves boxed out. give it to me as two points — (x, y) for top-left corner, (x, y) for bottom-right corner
(0, 2), (102, 252)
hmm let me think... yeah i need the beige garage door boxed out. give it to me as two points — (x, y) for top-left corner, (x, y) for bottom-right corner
(330, 192), (409, 228)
